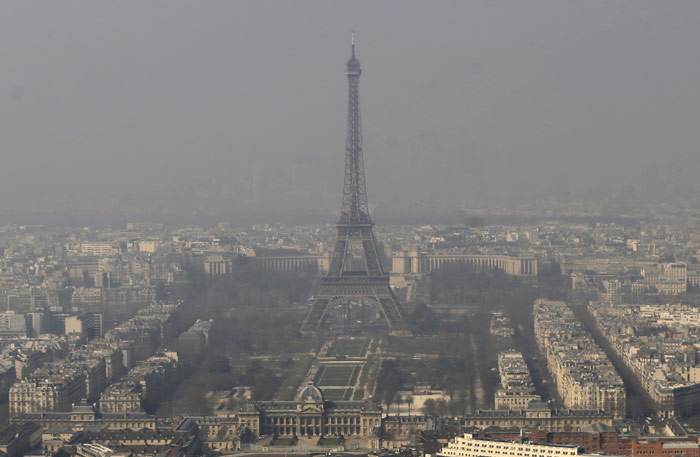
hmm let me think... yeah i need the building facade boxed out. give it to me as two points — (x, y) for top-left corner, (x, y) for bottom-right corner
(11, 400), (156, 431)
(392, 251), (537, 277)
(462, 403), (613, 432)
(437, 433), (582, 457)
(238, 382), (381, 439)
(495, 350), (542, 410)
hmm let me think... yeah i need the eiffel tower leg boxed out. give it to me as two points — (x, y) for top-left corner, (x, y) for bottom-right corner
(360, 227), (383, 276)
(300, 279), (344, 334)
(300, 298), (328, 334)
(327, 238), (347, 276)
(373, 284), (408, 335)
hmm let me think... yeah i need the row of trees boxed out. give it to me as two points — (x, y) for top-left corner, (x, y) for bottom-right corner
(422, 397), (462, 418)
(153, 263), (317, 415)
(374, 359), (402, 413)
(386, 261), (569, 416)
(374, 359), (420, 416)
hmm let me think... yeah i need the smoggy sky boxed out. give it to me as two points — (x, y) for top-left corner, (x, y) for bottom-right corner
(2, 1), (700, 223)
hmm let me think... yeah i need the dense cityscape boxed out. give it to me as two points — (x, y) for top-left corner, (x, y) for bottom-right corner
(0, 211), (697, 456)
(3, 3), (700, 457)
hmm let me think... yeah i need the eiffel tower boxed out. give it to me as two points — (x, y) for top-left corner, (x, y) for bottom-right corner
(301, 36), (407, 335)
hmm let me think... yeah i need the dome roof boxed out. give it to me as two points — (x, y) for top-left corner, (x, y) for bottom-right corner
(297, 382), (324, 403)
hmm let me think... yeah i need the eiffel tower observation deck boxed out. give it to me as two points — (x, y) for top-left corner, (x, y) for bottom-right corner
(301, 35), (408, 335)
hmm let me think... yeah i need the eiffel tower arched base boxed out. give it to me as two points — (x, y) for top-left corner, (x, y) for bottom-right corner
(300, 275), (409, 336)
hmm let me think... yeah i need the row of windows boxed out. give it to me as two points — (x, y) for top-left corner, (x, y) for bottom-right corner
(263, 426), (363, 435)
(444, 450), (569, 457)
(447, 440), (574, 457)
(465, 444), (567, 454)
(636, 451), (699, 455)
(265, 416), (366, 425)
(468, 419), (595, 426)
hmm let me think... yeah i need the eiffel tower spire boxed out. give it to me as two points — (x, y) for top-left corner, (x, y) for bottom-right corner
(340, 32), (370, 225)
(301, 36), (407, 335)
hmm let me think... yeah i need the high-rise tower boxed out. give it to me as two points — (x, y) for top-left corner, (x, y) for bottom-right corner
(301, 36), (407, 335)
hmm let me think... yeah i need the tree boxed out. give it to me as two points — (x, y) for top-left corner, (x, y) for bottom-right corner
(446, 384), (457, 416)
(375, 359), (402, 416)
(457, 388), (469, 417)
(436, 399), (449, 417)
(394, 391), (402, 416)
(409, 303), (440, 334)
(422, 398), (437, 417)
(406, 395), (414, 417)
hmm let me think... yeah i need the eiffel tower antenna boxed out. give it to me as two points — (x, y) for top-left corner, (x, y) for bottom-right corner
(301, 37), (407, 335)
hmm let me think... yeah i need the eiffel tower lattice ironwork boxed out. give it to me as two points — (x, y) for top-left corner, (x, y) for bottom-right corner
(301, 36), (407, 335)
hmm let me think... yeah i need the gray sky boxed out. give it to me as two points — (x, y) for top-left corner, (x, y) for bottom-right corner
(2, 1), (700, 223)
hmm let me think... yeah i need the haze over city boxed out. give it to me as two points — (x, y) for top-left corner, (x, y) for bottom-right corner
(4, 4), (700, 457)
(3, 1), (700, 224)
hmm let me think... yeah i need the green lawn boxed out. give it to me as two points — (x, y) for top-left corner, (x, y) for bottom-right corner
(328, 338), (369, 358)
(315, 365), (362, 386)
(322, 388), (353, 401)
(272, 438), (297, 446)
(318, 437), (344, 446)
